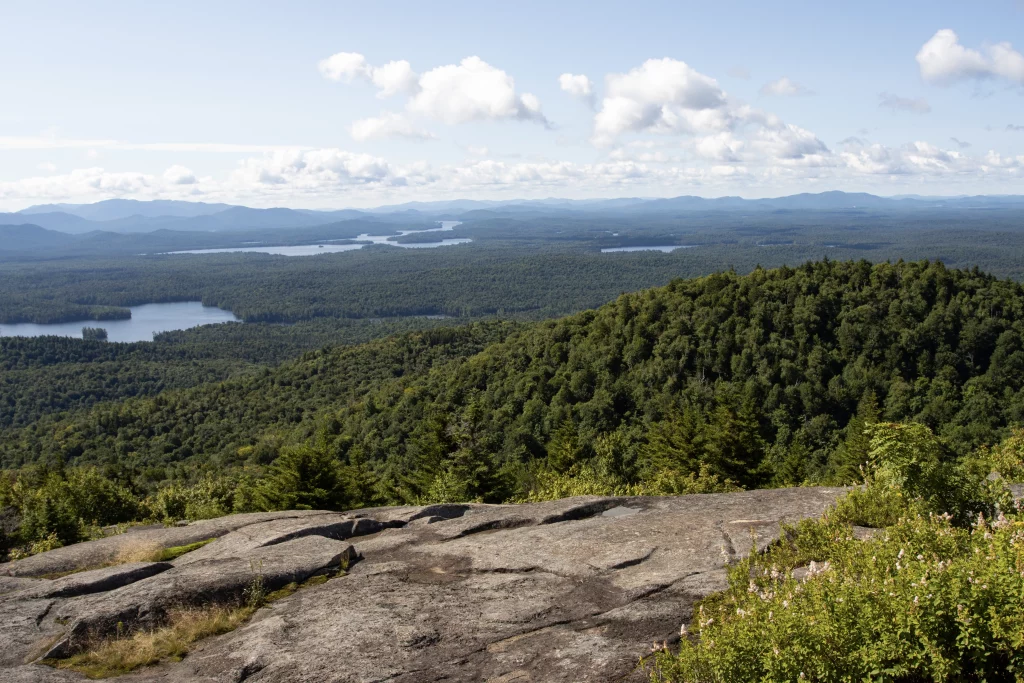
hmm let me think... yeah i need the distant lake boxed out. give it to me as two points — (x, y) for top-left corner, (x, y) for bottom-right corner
(163, 221), (470, 256)
(601, 245), (697, 253)
(0, 302), (239, 343)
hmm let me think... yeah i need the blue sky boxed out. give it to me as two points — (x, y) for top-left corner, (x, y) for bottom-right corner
(1, 0), (1023, 209)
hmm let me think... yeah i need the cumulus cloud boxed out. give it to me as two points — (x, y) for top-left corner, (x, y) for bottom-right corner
(320, 52), (547, 127)
(1008, 124), (1024, 132)
(759, 77), (814, 97)
(231, 149), (398, 189)
(839, 139), (976, 176)
(36, 162), (58, 173)
(317, 52), (418, 97)
(408, 57), (546, 125)
(592, 58), (731, 144)
(753, 124), (831, 164)
(0, 167), (154, 204)
(916, 29), (1024, 86)
(879, 92), (932, 114)
(349, 112), (436, 141)
(950, 137), (972, 149)
(559, 73), (595, 107)
(693, 132), (745, 162)
(163, 165), (197, 185)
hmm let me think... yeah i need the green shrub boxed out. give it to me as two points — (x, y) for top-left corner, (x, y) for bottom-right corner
(865, 423), (991, 526)
(253, 446), (349, 511)
(648, 423), (1024, 682)
(650, 504), (1024, 682)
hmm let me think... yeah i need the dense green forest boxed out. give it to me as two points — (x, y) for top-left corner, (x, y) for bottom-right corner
(0, 316), (467, 430)
(6, 208), (1024, 325)
(5, 260), (1023, 501)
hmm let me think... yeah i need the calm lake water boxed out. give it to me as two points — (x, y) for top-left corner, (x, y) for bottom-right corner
(0, 302), (239, 343)
(164, 221), (470, 256)
(600, 245), (696, 253)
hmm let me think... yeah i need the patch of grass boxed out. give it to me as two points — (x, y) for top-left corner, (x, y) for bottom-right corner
(52, 605), (255, 679)
(49, 565), (346, 678)
(38, 538), (216, 580)
(152, 538), (216, 562)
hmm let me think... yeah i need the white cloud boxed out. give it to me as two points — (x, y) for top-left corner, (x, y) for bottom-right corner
(318, 52), (370, 81)
(759, 77), (814, 97)
(231, 149), (397, 189)
(318, 53), (418, 98)
(592, 58), (731, 145)
(559, 73), (595, 107)
(840, 139), (974, 176)
(752, 124), (831, 164)
(983, 150), (1024, 170)
(163, 165), (197, 185)
(320, 52), (546, 128)
(349, 112), (436, 141)
(408, 56), (547, 125)
(693, 132), (745, 162)
(36, 162), (58, 173)
(878, 92), (931, 114)
(368, 60), (418, 98)
(916, 29), (1024, 86)
(0, 168), (154, 204)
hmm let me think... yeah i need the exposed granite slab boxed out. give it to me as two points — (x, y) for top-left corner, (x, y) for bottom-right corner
(0, 488), (848, 682)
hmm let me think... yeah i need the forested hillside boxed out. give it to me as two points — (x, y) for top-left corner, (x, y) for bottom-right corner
(5, 260), (1023, 505)
(0, 316), (460, 429)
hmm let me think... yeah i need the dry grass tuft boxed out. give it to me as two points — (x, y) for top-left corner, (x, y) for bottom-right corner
(112, 540), (165, 565)
(114, 537), (215, 564)
(47, 557), (342, 678)
(54, 605), (255, 679)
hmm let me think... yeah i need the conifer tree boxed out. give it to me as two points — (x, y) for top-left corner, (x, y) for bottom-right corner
(831, 390), (880, 483)
(254, 445), (346, 511)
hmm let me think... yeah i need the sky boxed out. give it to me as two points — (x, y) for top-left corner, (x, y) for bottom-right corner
(1, 0), (1023, 210)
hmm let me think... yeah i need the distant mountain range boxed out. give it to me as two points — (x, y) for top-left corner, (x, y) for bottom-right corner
(3, 191), (1024, 236)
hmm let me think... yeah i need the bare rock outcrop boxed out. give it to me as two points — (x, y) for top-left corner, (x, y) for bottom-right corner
(0, 487), (848, 682)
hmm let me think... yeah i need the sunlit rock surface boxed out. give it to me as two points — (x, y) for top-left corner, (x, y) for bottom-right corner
(0, 488), (847, 682)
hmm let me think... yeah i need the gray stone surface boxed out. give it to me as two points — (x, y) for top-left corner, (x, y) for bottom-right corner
(0, 576), (46, 595)
(2, 562), (172, 601)
(0, 488), (848, 682)
(0, 510), (340, 578)
(46, 536), (355, 659)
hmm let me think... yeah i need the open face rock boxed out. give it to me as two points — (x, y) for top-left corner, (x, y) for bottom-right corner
(0, 488), (847, 682)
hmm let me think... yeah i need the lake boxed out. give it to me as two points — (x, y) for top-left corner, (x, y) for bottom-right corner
(600, 245), (696, 253)
(164, 221), (470, 256)
(0, 302), (239, 343)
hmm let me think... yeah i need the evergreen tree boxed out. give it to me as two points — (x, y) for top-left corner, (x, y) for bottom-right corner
(831, 390), (880, 484)
(344, 445), (379, 508)
(640, 405), (703, 478)
(547, 417), (587, 473)
(254, 446), (347, 511)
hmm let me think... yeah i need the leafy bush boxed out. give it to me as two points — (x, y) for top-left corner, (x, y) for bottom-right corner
(651, 504), (1024, 682)
(649, 424), (1024, 682)
(1, 466), (142, 553)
